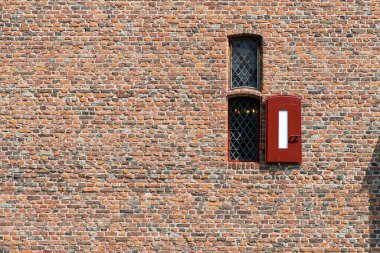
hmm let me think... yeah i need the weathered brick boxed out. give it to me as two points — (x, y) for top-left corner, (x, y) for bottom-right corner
(0, 0), (379, 252)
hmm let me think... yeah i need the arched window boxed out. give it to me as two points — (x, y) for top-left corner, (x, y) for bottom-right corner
(230, 36), (261, 90)
(228, 36), (262, 162)
(228, 97), (260, 161)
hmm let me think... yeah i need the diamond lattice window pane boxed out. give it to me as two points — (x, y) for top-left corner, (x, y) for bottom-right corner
(231, 37), (260, 89)
(229, 97), (260, 161)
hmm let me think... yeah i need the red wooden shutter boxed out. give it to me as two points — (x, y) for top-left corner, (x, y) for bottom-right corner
(265, 95), (302, 164)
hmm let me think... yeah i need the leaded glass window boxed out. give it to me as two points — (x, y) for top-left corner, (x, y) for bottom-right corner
(230, 37), (260, 89)
(228, 97), (260, 161)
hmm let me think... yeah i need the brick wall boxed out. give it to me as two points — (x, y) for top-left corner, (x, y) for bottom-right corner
(0, 0), (379, 252)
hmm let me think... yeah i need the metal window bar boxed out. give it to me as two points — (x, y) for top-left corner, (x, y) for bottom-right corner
(231, 37), (260, 89)
(229, 97), (260, 161)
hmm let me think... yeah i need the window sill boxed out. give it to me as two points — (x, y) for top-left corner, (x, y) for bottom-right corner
(226, 88), (262, 99)
(228, 160), (259, 163)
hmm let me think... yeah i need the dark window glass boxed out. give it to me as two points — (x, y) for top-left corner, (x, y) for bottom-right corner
(231, 37), (260, 89)
(228, 97), (260, 161)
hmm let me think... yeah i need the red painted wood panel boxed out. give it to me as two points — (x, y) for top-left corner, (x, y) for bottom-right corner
(266, 95), (302, 164)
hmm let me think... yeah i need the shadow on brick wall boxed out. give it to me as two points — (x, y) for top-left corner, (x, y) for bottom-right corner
(364, 137), (380, 250)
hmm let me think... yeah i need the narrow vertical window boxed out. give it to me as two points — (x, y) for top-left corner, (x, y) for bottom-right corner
(230, 37), (261, 89)
(228, 97), (260, 161)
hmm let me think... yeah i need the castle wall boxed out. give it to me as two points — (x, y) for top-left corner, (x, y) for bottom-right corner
(0, 1), (379, 252)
